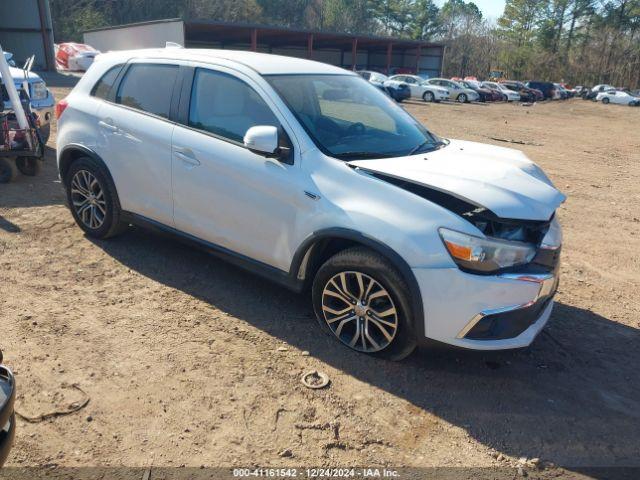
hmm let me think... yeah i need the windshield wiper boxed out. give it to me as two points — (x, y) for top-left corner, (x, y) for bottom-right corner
(409, 138), (448, 155)
(333, 151), (394, 160)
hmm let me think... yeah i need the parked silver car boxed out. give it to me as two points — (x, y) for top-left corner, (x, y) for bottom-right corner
(424, 78), (479, 103)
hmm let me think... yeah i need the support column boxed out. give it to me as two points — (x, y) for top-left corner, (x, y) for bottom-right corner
(250, 28), (258, 52)
(386, 43), (393, 75)
(37, 0), (55, 70)
(351, 38), (358, 70)
(415, 45), (422, 75)
(307, 34), (314, 59)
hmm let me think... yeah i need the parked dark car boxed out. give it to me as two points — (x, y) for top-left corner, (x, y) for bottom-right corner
(0, 350), (15, 468)
(478, 83), (507, 101)
(459, 80), (496, 102)
(501, 81), (541, 102)
(526, 81), (556, 100)
(356, 70), (411, 102)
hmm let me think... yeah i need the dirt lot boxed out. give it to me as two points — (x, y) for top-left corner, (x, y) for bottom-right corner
(1, 79), (639, 478)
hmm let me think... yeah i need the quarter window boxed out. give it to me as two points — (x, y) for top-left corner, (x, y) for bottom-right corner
(188, 68), (280, 143)
(90, 64), (123, 99)
(115, 64), (178, 119)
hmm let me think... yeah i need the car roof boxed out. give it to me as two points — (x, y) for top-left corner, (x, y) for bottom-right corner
(97, 48), (354, 76)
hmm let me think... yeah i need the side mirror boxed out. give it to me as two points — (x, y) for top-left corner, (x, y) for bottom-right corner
(244, 125), (279, 157)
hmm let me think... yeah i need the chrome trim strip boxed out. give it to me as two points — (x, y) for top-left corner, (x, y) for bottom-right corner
(456, 302), (535, 339)
(455, 272), (557, 339)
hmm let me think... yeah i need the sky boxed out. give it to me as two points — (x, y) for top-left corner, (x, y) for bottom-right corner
(434, 0), (506, 20)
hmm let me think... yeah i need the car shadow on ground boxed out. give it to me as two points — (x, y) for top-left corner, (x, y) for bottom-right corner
(90, 226), (640, 474)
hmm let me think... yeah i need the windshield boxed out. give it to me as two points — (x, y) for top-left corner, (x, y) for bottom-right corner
(266, 74), (442, 160)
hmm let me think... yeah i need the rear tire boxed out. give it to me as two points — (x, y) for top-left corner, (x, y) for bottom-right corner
(312, 247), (417, 361)
(602, 97), (610, 104)
(0, 157), (18, 183)
(457, 93), (467, 103)
(64, 156), (127, 239)
(16, 157), (42, 176)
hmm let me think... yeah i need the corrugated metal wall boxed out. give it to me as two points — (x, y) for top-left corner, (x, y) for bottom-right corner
(0, 0), (55, 70)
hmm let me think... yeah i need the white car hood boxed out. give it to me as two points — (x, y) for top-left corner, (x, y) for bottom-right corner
(348, 139), (565, 221)
(0, 65), (42, 83)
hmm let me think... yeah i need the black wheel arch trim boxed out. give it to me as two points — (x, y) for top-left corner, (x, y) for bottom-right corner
(291, 228), (426, 341)
(58, 144), (123, 211)
(59, 144), (110, 180)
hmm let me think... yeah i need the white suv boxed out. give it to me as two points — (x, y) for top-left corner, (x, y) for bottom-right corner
(56, 48), (564, 360)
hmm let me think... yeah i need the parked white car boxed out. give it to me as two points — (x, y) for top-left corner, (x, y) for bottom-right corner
(482, 81), (521, 102)
(425, 78), (479, 103)
(388, 74), (449, 102)
(596, 90), (640, 106)
(355, 70), (411, 102)
(591, 84), (616, 93)
(56, 48), (564, 359)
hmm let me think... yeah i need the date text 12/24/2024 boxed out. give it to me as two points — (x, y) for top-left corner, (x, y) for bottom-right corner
(233, 468), (400, 478)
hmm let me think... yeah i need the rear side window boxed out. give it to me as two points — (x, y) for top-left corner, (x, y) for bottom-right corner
(90, 64), (123, 99)
(116, 64), (178, 119)
(188, 68), (280, 143)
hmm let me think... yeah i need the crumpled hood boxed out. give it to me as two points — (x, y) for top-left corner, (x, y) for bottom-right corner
(348, 139), (566, 221)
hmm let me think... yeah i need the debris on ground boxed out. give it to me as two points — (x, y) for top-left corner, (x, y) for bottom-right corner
(300, 370), (330, 389)
(15, 383), (90, 423)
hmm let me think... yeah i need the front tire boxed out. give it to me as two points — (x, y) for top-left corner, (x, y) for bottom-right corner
(312, 247), (417, 361)
(64, 156), (127, 239)
(457, 93), (467, 103)
(422, 91), (435, 102)
(602, 97), (610, 104)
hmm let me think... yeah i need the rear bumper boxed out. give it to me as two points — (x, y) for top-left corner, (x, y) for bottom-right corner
(0, 365), (15, 468)
(413, 267), (559, 350)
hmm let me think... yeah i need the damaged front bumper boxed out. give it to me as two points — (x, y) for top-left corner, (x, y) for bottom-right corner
(414, 265), (559, 350)
(457, 272), (558, 341)
(0, 363), (15, 468)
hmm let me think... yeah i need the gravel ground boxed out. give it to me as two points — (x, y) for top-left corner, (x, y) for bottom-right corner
(1, 78), (639, 479)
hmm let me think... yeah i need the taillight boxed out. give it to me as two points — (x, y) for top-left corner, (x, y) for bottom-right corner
(55, 99), (69, 119)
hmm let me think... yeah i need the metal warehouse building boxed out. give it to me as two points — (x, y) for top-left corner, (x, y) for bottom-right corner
(84, 19), (445, 78)
(0, 0), (56, 70)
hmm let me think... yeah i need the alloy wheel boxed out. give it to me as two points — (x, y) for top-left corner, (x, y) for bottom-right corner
(321, 271), (399, 353)
(70, 170), (107, 229)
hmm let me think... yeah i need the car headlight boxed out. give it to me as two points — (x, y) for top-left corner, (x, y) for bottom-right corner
(439, 228), (536, 273)
(30, 81), (48, 100)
